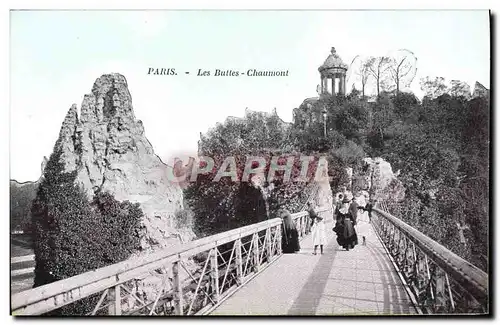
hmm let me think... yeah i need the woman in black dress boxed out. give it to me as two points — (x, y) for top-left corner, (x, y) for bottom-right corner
(281, 210), (300, 253)
(333, 199), (358, 251)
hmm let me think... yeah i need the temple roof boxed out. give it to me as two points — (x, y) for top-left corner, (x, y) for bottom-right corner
(318, 47), (348, 72)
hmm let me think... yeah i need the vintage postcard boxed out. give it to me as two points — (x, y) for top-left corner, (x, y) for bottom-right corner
(9, 10), (490, 316)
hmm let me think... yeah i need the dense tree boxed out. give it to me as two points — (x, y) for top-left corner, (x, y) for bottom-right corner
(366, 56), (391, 97)
(391, 92), (420, 119)
(31, 149), (143, 315)
(10, 181), (38, 232)
(379, 86), (489, 270)
(420, 76), (449, 99)
(387, 50), (417, 94)
(450, 80), (472, 99)
(351, 57), (372, 98)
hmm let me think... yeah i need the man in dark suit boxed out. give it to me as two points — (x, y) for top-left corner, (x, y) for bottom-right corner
(348, 198), (359, 226)
(364, 200), (374, 223)
(349, 196), (368, 245)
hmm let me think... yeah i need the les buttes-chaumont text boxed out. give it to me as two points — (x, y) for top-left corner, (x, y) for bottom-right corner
(147, 68), (289, 77)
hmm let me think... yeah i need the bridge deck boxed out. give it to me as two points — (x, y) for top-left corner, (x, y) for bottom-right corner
(211, 219), (417, 316)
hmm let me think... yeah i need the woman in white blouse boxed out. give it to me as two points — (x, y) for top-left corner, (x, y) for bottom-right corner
(307, 201), (327, 255)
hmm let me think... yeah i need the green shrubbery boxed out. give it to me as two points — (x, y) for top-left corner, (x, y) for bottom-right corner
(378, 93), (489, 270)
(10, 181), (38, 232)
(187, 106), (351, 238)
(190, 89), (489, 270)
(31, 149), (143, 315)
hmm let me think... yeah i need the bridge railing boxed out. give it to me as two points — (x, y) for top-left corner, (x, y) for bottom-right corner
(11, 209), (318, 316)
(372, 206), (488, 314)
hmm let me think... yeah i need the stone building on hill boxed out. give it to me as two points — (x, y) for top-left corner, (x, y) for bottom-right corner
(293, 46), (350, 128)
(318, 47), (349, 97)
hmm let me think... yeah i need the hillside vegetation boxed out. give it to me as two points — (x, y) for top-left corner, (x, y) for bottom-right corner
(189, 87), (489, 271)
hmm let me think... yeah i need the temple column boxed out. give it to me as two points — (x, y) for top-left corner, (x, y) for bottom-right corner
(340, 75), (345, 95)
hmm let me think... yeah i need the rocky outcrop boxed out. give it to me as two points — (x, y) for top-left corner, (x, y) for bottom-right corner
(366, 157), (404, 202)
(292, 97), (321, 128)
(472, 81), (489, 99)
(50, 73), (194, 251)
(40, 156), (48, 175)
(351, 157), (405, 202)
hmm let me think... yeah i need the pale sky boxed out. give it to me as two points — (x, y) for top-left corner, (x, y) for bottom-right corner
(10, 10), (490, 182)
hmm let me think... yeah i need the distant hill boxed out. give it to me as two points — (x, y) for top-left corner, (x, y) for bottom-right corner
(10, 180), (38, 232)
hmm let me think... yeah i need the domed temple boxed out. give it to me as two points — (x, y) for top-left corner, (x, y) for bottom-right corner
(318, 47), (348, 96)
(293, 47), (349, 127)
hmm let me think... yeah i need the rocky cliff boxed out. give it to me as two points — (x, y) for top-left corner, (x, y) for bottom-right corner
(50, 73), (193, 250)
(350, 157), (405, 202)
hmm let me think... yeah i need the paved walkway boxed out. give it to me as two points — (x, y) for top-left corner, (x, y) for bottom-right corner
(211, 219), (417, 315)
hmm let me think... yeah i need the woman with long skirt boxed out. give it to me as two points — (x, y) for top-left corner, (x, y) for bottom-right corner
(308, 202), (327, 255)
(333, 199), (358, 251)
(281, 210), (300, 253)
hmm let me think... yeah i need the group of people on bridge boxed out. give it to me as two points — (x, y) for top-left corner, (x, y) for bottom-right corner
(280, 190), (374, 254)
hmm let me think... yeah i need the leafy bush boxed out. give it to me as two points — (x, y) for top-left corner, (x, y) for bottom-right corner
(31, 148), (143, 315)
(10, 180), (38, 232)
(392, 92), (420, 118)
(331, 140), (366, 166)
(188, 108), (350, 238)
(379, 90), (489, 270)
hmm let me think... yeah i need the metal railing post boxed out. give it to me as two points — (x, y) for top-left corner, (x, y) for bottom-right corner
(172, 261), (184, 315)
(434, 266), (447, 312)
(235, 239), (243, 284)
(253, 233), (260, 272)
(266, 228), (272, 263)
(107, 285), (121, 315)
(277, 224), (282, 254)
(211, 249), (220, 304)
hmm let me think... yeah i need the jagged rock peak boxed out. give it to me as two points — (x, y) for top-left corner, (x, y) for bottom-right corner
(92, 73), (129, 94)
(58, 104), (79, 136)
(54, 104), (79, 171)
(44, 73), (194, 251)
(80, 73), (135, 123)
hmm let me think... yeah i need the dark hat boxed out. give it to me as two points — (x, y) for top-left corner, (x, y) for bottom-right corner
(342, 198), (351, 203)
